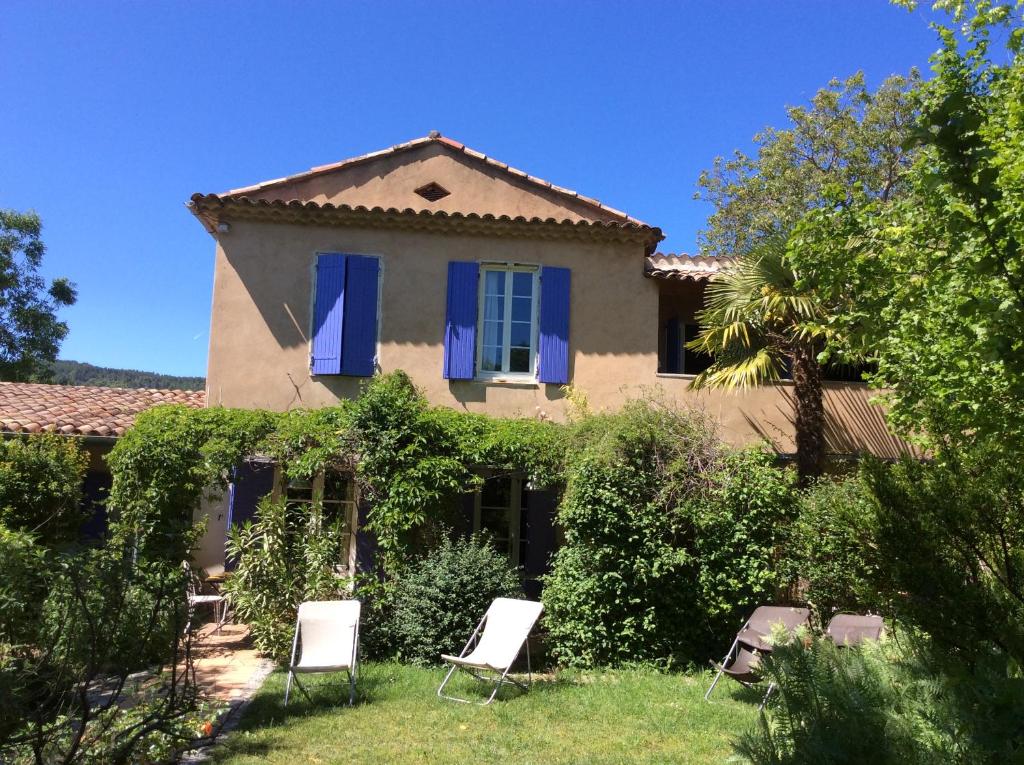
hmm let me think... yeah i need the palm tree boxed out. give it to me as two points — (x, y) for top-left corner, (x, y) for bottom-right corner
(687, 237), (831, 484)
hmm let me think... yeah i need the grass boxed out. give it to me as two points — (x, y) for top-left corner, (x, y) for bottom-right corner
(208, 662), (760, 765)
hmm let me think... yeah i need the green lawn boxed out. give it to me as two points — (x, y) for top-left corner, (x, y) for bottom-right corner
(209, 662), (760, 765)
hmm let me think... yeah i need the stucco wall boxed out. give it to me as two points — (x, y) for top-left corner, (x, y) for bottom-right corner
(204, 219), (911, 459)
(245, 142), (618, 223)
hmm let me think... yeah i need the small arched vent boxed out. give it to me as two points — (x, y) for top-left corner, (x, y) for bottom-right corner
(414, 182), (450, 202)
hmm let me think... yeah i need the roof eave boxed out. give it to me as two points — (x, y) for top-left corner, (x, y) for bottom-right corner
(189, 194), (664, 253)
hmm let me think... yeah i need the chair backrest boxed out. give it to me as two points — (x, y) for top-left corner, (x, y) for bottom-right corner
(181, 560), (199, 598)
(745, 606), (811, 637)
(472, 598), (544, 671)
(826, 613), (884, 646)
(296, 600), (361, 667)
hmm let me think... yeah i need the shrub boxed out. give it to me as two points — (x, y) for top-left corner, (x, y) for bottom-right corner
(0, 435), (88, 546)
(224, 496), (352, 661)
(784, 475), (879, 619)
(690, 449), (798, 650)
(0, 526), (48, 648)
(543, 457), (701, 667)
(543, 400), (799, 668)
(862, 451), (1024, 665)
(390, 534), (522, 665)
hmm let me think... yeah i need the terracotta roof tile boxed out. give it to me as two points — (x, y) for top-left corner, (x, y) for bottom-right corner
(215, 132), (649, 227)
(0, 382), (205, 438)
(644, 252), (735, 282)
(189, 194), (664, 253)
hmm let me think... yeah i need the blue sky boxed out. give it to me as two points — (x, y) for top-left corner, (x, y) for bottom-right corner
(1, 1), (945, 377)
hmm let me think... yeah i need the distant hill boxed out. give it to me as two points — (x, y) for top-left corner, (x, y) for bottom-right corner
(50, 360), (205, 391)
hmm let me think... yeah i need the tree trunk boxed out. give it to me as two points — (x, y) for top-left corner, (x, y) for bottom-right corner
(790, 344), (825, 486)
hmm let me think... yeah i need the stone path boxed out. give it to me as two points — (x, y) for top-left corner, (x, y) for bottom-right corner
(191, 623), (273, 701)
(180, 623), (276, 763)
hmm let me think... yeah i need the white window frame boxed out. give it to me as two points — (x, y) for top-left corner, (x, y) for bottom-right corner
(273, 468), (359, 577)
(475, 263), (540, 381)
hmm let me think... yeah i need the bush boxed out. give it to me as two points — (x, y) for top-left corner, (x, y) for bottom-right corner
(0, 526), (48, 648)
(0, 435), (88, 546)
(224, 496), (352, 661)
(862, 451), (1024, 665)
(690, 449), (798, 650)
(389, 534), (522, 665)
(785, 475), (879, 619)
(543, 457), (701, 667)
(544, 400), (796, 668)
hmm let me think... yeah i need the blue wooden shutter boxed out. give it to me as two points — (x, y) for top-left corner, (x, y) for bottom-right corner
(340, 255), (380, 376)
(310, 254), (347, 375)
(443, 261), (479, 380)
(225, 460), (276, 571)
(538, 266), (571, 384)
(665, 317), (682, 374)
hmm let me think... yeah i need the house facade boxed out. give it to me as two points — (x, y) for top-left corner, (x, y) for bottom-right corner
(189, 132), (912, 582)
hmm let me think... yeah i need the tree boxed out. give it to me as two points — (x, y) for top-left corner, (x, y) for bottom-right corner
(0, 210), (77, 381)
(788, 1), (1024, 456)
(689, 237), (831, 483)
(692, 72), (917, 481)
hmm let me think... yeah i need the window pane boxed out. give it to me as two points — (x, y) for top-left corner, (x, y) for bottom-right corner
(511, 296), (532, 323)
(481, 345), (502, 372)
(483, 293), (505, 322)
(480, 508), (510, 539)
(512, 272), (533, 298)
(510, 321), (531, 348)
(481, 476), (511, 508)
(509, 347), (530, 372)
(482, 320), (503, 347)
(323, 472), (352, 502)
(484, 270), (506, 296)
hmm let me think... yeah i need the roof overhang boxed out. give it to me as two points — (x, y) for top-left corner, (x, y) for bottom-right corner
(190, 193), (665, 254)
(644, 253), (734, 283)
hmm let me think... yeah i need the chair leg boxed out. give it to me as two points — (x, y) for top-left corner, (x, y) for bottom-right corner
(526, 637), (532, 687)
(759, 682), (776, 712)
(704, 665), (725, 701)
(284, 671), (294, 706)
(437, 663), (466, 703)
(348, 669), (356, 706)
(705, 638), (739, 702)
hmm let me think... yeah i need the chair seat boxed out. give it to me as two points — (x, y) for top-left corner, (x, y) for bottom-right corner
(189, 594), (224, 604)
(440, 653), (506, 671)
(291, 661), (352, 673)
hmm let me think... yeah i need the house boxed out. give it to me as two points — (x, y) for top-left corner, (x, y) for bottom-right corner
(189, 132), (912, 582)
(0, 382), (206, 536)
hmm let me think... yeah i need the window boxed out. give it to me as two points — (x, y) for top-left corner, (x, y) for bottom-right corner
(474, 474), (528, 568)
(682, 323), (714, 375)
(477, 266), (539, 378)
(280, 470), (358, 575)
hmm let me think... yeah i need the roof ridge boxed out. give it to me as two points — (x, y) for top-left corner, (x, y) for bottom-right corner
(216, 133), (649, 227)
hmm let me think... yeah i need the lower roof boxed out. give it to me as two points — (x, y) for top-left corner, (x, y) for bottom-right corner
(0, 382), (205, 438)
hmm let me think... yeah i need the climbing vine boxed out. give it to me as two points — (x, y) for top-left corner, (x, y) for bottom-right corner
(106, 371), (565, 573)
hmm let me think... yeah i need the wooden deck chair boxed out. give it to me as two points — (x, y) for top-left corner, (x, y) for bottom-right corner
(437, 597), (543, 705)
(705, 605), (810, 710)
(284, 600), (361, 707)
(825, 613), (884, 647)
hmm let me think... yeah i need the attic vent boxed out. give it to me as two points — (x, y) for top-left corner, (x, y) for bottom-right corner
(415, 182), (450, 202)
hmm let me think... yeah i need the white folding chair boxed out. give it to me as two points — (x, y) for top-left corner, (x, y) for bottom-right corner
(183, 561), (227, 634)
(437, 597), (543, 705)
(284, 600), (361, 707)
